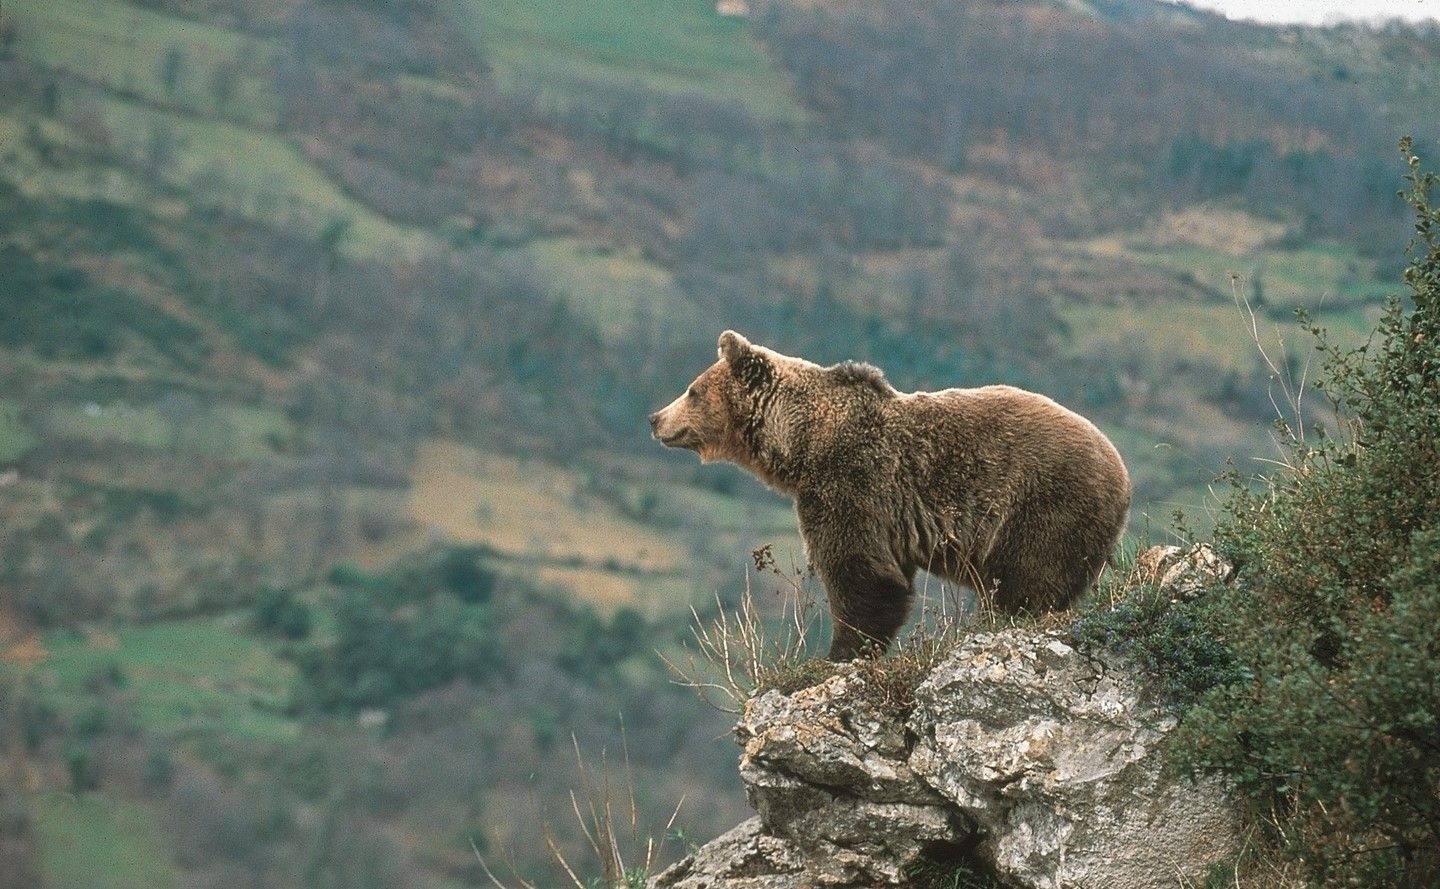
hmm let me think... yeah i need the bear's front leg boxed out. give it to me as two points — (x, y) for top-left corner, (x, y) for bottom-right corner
(817, 553), (914, 660)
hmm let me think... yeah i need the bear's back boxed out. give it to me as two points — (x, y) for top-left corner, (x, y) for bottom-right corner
(897, 384), (1118, 462)
(883, 383), (1129, 533)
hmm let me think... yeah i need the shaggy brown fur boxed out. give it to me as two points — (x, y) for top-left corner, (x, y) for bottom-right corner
(650, 331), (1131, 660)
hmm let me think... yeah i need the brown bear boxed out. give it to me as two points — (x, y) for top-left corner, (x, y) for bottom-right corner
(650, 331), (1131, 659)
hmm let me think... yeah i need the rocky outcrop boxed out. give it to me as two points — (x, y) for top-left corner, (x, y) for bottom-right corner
(653, 547), (1239, 889)
(1131, 542), (1234, 600)
(908, 630), (1236, 888)
(647, 817), (809, 889)
(737, 670), (965, 887)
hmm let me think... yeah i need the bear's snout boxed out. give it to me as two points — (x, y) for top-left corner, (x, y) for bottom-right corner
(649, 408), (677, 442)
(649, 402), (695, 448)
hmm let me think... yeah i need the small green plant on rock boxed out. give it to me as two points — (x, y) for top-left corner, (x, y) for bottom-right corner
(1071, 562), (1246, 713)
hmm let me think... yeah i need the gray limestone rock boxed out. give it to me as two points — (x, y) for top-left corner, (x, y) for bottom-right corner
(908, 630), (1238, 889)
(650, 817), (812, 889)
(737, 670), (967, 886)
(655, 620), (1238, 889)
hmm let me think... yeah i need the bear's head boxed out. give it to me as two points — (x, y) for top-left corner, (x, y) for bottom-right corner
(649, 330), (783, 469)
(652, 332), (896, 492)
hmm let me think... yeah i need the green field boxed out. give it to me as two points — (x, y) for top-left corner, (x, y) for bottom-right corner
(0, 398), (37, 463)
(37, 614), (297, 743)
(4, 0), (434, 260)
(45, 401), (294, 461)
(0, 106), (154, 210)
(445, 0), (802, 119)
(1134, 242), (1388, 310)
(0, 94), (431, 261)
(87, 91), (433, 259)
(524, 238), (696, 339)
(1061, 301), (1269, 374)
(33, 794), (179, 889)
(1060, 297), (1375, 381)
(9, 0), (280, 125)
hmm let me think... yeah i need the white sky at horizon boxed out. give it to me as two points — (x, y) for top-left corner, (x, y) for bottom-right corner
(1165, 0), (1440, 26)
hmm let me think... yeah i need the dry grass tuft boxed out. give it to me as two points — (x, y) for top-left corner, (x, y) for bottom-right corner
(665, 544), (1004, 717)
(660, 544), (828, 712)
(472, 731), (682, 889)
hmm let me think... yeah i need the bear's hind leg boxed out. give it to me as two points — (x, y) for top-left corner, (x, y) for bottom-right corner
(984, 522), (1104, 613)
(819, 555), (914, 660)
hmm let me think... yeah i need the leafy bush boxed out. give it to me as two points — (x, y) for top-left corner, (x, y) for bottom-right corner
(326, 562), (381, 591)
(555, 605), (649, 679)
(297, 587), (504, 712)
(1071, 580), (1245, 712)
(99, 485), (195, 523)
(1170, 140), (1440, 886)
(72, 705), (111, 741)
(300, 545), (681, 715)
(299, 547), (508, 711)
(252, 586), (313, 641)
(64, 745), (98, 792)
(434, 546), (497, 604)
(142, 746), (176, 794)
(327, 545), (499, 607)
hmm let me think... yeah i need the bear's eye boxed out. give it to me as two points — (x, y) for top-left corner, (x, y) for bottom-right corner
(687, 386), (698, 399)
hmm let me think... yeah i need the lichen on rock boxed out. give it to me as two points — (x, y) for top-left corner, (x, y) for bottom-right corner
(908, 630), (1237, 889)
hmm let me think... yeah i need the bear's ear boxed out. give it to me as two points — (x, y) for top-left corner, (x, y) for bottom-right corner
(718, 330), (752, 364)
(718, 331), (774, 391)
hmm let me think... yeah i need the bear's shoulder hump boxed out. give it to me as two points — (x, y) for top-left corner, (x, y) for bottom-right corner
(827, 360), (895, 396)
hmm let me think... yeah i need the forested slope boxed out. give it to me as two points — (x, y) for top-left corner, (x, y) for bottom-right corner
(1, 0), (1437, 884)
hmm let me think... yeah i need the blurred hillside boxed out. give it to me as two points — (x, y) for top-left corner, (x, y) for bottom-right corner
(0, 0), (1437, 885)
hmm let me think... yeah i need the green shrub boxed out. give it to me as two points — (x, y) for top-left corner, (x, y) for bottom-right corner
(100, 486), (194, 522)
(18, 693), (59, 751)
(0, 245), (206, 368)
(142, 746), (176, 794)
(298, 586), (505, 712)
(329, 545), (500, 607)
(1170, 139), (1440, 886)
(1072, 580), (1245, 712)
(0, 399), (35, 463)
(64, 745), (98, 792)
(281, 746), (330, 802)
(556, 605), (649, 679)
(252, 586), (313, 640)
(301, 547), (517, 709)
(326, 562), (379, 590)
(435, 545), (497, 603)
(72, 705), (111, 740)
